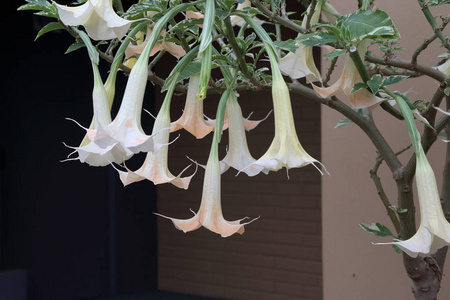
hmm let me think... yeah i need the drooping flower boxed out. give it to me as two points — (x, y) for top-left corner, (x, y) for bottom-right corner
(64, 63), (132, 166)
(435, 59), (450, 75)
(55, 0), (131, 40)
(434, 106), (450, 142)
(230, 0), (263, 27)
(375, 150), (450, 257)
(156, 136), (257, 237)
(93, 35), (159, 154)
(251, 48), (325, 175)
(125, 28), (186, 60)
(312, 43), (385, 109)
(221, 92), (268, 176)
(114, 87), (196, 189)
(170, 74), (215, 139)
(278, 0), (322, 82)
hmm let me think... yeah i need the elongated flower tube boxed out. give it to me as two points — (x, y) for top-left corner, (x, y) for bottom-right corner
(65, 63), (132, 166)
(55, 0), (131, 40)
(221, 92), (268, 176)
(312, 43), (385, 109)
(156, 90), (257, 237)
(373, 92), (450, 257)
(375, 149), (450, 257)
(250, 45), (325, 174)
(93, 29), (159, 154)
(278, 0), (322, 82)
(170, 74), (215, 139)
(114, 83), (195, 189)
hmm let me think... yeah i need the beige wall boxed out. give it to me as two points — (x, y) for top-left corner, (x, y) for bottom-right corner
(322, 1), (449, 299)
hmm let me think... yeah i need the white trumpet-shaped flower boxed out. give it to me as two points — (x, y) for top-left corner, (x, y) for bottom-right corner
(55, 0), (131, 40)
(114, 92), (196, 189)
(252, 51), (325, 174)
(278, 0), (322, 82)
(375, 150), (450, 257)
(230, 0), (263, 27)
(156, 139), (257, 237)
(221, 92), (268, 176)
(435, 59), (450, 75)
(170, 74), (216, 139)
(312, 43), (385, 109)
(93, 39), (157, 154)
(64, 63), (132, 166)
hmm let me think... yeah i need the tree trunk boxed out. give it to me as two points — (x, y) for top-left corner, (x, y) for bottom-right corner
(405, 256), (442, 300)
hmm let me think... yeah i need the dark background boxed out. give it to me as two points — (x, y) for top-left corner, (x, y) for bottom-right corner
(1, 1), (159, 299)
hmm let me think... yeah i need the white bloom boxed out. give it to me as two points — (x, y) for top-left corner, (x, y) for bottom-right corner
(375, 151), (450, 257)
(156, 141), (257, 237)
(55, 0), (131, 40)
(221, 92), (268, 176)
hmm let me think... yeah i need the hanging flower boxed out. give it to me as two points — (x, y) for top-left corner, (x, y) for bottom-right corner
(64, 63), (132, 166)
(93, 39), (158, 154)
(230, 0), (263, 27)
(375, 151), (450, 257)
(278, 1), (322, 82)
(125, 28), (186, 60)
(435, 59), (450, 75)
(55, 0), (131, 40)
(221, 92), (268, 176)
(312, 43), (385, 109)
(170, 74), (216, 139)
(156, 139), (257, 237)
(250, 50), (326, 175)
(114, 93), (196, 189)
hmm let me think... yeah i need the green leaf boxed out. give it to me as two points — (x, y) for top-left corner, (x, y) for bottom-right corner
(176, 61), (202, 83)
(360, 222), (395, 237)
(35, 22), (65, 40)
(323, 49), (347, 58)
(65, 41), (85, 54)
(438, 130), (448, 139)
(17, 0), (51, 11)
(392, 245), (402, 254)
(334, 118), (353, 128)
(428, 0), (450, 6)
(297, 32), (339, 47)
(366, 74), (384, 94)
(274, 39), (299, 53)
(444, 87), (450, 96)
(340, 9), (399, 42)
(351, 82), (368, 93)
(382, 75), (409, 86)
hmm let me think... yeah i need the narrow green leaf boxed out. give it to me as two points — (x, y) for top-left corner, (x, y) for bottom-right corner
(274, 39), (299, 53)
(35, 22), (65, 40)
(65, 41), (85, 54)
(392, 245), (402, 254)
(382, 75), (409, 86)
(297, 32), (338, 47)
(334, 118), (353, 128)
(360, 222), (395, 237)
(351, 82), (368, 94)
(176, 61), (202, 83)
(367, 74), (384, 94)
(323, 49), (346, 58)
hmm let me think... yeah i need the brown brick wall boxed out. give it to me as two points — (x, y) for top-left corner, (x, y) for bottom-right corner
(156, 88), (322, 300)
